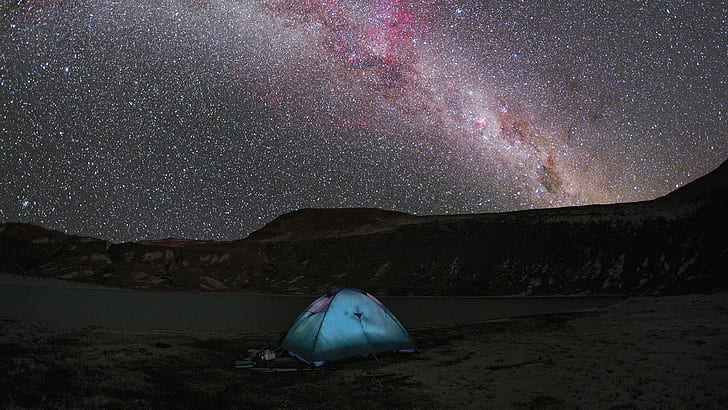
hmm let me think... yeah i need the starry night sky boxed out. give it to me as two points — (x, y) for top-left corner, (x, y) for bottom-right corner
(1, 0), (726, 242)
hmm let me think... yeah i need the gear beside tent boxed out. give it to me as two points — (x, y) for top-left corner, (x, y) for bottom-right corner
(280, 288), (416, 366)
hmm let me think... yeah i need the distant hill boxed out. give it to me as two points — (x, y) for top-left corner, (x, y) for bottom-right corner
(1, 160), (726, 295)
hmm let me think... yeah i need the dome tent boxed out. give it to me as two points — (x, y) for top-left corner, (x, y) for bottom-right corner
(280, 288), (416, 366)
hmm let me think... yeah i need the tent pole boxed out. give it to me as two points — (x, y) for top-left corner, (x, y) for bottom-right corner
(356, 315), (379, 363)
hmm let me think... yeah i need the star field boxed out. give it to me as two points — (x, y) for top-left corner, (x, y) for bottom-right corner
(1, 0), (726, 242)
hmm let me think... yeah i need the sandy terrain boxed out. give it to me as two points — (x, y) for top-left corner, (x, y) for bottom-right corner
(2, 293), (727, 409)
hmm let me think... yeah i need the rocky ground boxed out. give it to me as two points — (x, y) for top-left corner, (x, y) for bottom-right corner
(2, 293), (727, 409)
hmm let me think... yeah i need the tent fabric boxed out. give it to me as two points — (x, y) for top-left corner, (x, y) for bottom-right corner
(280, 288), (416, 366)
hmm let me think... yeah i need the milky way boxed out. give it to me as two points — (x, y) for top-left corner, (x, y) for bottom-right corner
(1, 0), (726, 242)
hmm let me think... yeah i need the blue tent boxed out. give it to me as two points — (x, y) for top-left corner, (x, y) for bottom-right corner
(280, 288), (416, 366)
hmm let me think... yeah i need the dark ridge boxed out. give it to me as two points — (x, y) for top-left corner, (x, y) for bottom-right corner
(657, 159), (728, 203)
(1, 159), (726, 295)
(246, 207), (414, 241)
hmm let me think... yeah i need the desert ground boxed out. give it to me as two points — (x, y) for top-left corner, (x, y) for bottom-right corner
(2, 292), (727, 409)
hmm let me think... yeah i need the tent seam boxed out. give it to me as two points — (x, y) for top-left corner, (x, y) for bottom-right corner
(310, 296), (333, 356)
